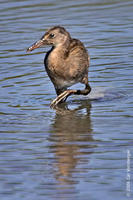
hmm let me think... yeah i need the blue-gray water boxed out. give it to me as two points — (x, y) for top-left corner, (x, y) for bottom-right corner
(0, 0), (133, 200)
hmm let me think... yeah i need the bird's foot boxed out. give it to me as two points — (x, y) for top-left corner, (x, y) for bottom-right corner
(50, 90), (72, 108)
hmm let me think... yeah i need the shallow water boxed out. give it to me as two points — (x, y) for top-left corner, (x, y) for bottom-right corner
(0, 0), (133, 200)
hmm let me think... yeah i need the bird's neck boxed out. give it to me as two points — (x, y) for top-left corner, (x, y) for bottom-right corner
(52, 39), (71, 59)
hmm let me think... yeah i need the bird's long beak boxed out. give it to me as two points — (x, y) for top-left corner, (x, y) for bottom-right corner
(27, 39), (46, 52)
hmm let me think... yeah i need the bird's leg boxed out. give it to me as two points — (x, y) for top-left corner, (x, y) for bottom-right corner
(56, 88), (67, 102)
(50, 84), (91, 107)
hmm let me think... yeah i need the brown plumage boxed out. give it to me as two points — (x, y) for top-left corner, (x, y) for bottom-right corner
(27, 26), (91, 107)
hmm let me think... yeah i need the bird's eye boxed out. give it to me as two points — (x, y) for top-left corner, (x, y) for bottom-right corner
(49, 33), (55, 38)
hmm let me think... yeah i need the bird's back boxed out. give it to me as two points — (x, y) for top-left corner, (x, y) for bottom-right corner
(64, 38), (89, 81)
(67, 38), (89, 66)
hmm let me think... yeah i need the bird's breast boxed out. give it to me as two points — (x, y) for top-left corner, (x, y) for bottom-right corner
(45, 47), (66, 77)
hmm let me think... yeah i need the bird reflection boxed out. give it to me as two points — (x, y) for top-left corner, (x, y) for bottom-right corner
(48, 100), (96, 186)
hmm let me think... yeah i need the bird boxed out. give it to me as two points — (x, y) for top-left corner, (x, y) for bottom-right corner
(27, 26), (91, 107)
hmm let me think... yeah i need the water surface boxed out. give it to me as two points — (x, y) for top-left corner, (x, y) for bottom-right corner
(0, 0), (133, 200)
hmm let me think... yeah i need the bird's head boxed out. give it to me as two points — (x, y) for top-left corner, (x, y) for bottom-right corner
(27, 26), (71, 52)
